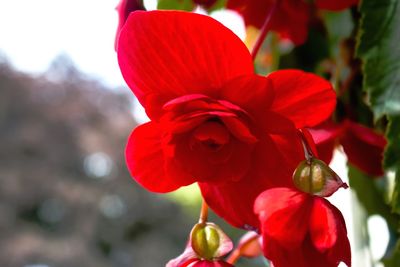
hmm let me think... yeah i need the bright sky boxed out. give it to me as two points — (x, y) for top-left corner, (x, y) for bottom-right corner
(0, 0), (124, 87)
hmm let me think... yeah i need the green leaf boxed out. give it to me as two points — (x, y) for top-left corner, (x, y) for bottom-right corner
(384, 116), (400, 169)
(356, 0), (400, 118)
(157, 0), (194, 11)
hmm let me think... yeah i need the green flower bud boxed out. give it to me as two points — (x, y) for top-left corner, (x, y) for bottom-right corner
(190, 222), (233, 260)
(293, 158), (348, 197)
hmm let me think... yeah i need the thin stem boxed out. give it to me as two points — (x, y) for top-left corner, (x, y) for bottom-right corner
(297, 129), (314, 162)
(198, 199), (209, 224)
(251, 0), (279, 60)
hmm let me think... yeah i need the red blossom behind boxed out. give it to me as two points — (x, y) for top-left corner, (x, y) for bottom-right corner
(118, 10), (336, 229)
(309, 120), (387, 176)
(254, 188), (351, 267)
(227, 0), (359, 45)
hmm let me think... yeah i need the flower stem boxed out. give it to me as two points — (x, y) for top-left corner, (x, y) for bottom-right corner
(251, 0), (279, 60)
(198, 199), (209, 224)
(298, 129), (314, 162)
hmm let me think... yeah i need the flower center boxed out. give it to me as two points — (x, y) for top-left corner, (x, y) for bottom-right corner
(192, 120), (230, 151)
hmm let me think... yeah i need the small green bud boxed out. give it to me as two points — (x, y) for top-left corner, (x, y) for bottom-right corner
(293, 158), (347, 197)
(190, 222), (232, 260)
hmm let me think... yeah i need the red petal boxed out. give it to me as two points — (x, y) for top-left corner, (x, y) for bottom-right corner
(118, 11), (253, 117)
(269, 0), (310, 45)
(220, 75), (274, 118)
(341, 121), (386, 176)
(199, 134), (293, 229)
(309, 198), (338, 251)
(255, 188), (313, 249)
(268, 70), (336, 128)
(315, 0), (359, 11)
(308, 199), (351, 267)
(308, 122), (344, 164)
(125, 122), (195, 192)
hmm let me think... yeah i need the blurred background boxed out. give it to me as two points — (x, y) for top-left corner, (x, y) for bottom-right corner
(0, 0), (394, 267)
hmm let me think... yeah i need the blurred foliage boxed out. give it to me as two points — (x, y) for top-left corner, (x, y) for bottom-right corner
(356, 0), (400, 118)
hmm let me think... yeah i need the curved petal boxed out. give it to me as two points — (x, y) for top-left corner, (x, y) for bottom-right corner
(309, 198), (339, 251)
(255, 188), (313, 249)
(341, 121), (386, 176)
(118, 10), (254, 117)
(315, 0), (359, 11)
(125, 122), (195, 193)
(268, 70), (336, 128)
(308, 199), (351, 267)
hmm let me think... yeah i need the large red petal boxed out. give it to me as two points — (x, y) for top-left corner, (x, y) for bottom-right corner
(315, 0), (359, 11)
(125, 122), (195, 193)
(341, 121), (386, 176)
(118, 11), (253, 117)
(255, 188), (313, 249)
(268, 70), (336, 128)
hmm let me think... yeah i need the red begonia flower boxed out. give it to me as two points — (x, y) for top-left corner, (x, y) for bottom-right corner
(118, 10), (336, 229)
(227, 0), (359, 45)
(115, 0), (145, 49)
(254, 188), (351, 267)
(309, 120), (387, 176)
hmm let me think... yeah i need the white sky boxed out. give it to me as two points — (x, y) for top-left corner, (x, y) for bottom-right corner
(0, 0), (124, 87)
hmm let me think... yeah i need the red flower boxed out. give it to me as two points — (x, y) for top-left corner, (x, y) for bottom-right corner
(115, 0), (145, 49)
(309, 120), (387, 176)
(227, 0), (359, 45)
(118, 10), (336, 229)
(254, 188), (351, 267)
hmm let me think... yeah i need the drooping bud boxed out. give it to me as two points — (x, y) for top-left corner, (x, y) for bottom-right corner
(293, 158), (348, 197)
(190, 222), (233, 260)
